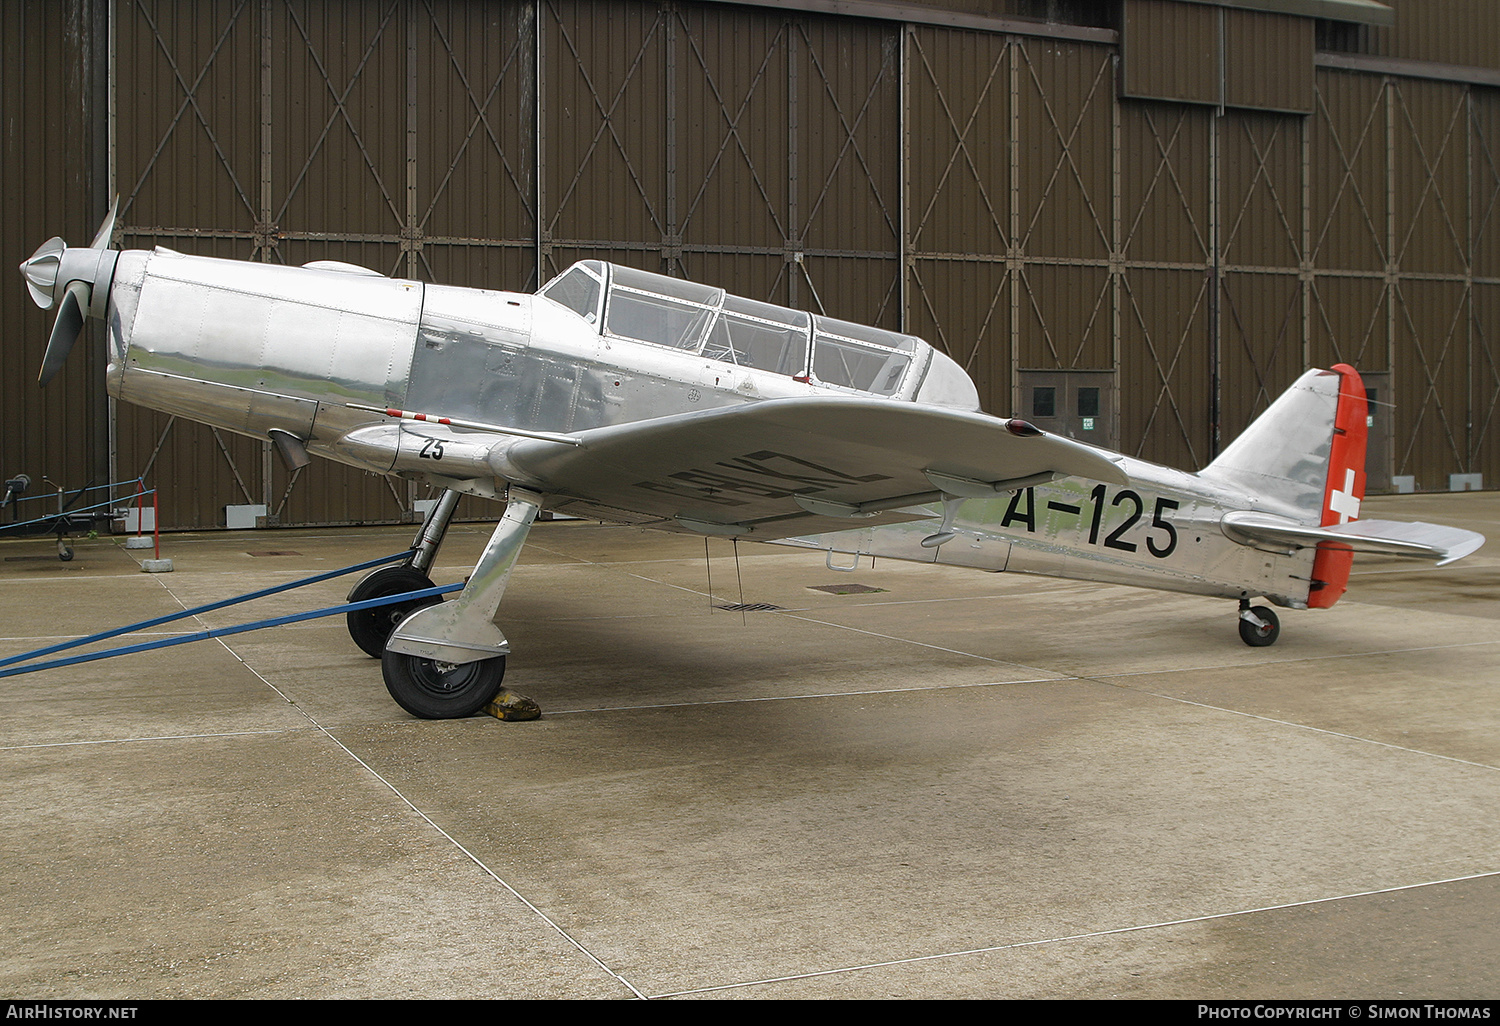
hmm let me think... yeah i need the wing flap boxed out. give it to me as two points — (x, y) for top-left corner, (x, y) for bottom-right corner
(497, 397), (1128, 539)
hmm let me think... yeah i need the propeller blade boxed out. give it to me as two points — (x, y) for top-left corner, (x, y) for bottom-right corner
(38, 280), (89, 387)
(90, 196), (119, 250)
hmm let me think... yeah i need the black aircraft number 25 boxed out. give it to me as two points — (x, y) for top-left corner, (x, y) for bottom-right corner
(1002, 485), (1180, 559)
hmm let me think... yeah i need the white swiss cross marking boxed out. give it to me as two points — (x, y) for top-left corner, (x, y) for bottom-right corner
(1329, 468), (1361, 524)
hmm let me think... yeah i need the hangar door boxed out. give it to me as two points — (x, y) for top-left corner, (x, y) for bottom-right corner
(110, 0), (538, 529)
(107, 0), (906, 529)
(51, 0), (1500, 527)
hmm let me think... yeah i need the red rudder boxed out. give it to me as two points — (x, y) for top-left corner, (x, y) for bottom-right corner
(1307, 364), (1369, 608)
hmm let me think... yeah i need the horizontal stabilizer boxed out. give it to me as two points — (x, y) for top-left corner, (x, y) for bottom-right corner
(1221, 511), (1484, 565)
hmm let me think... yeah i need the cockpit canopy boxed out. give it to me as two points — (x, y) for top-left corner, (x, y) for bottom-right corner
(538, 260), (978, 409)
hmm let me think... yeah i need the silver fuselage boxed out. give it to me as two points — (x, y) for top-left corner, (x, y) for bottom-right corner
(106, 250), (960, 481)
(102, 247), (1316, 608)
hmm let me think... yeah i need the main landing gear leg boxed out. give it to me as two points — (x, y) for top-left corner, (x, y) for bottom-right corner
(380, 487), (542, 718)
(345, 489), (462, 658)
(1237, 597), (1280, 647)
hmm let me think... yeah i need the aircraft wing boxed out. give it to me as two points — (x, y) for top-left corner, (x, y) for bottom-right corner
(1221, 511), (1485, 566)
(492, 396), (1129, 539)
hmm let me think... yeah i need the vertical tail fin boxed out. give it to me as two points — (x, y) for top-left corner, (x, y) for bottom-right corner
(1200, 365), (1369, 608)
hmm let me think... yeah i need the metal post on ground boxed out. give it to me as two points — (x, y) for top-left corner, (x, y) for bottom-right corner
(140, 486), (172, 573)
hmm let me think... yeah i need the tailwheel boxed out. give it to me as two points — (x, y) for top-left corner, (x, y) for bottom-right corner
(381, 650), (507, 719)
(1238, 603), (1280, 647)
(346, 566), (441, 658)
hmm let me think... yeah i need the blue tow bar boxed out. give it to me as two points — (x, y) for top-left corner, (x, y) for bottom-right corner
(0, 549), (463, 679)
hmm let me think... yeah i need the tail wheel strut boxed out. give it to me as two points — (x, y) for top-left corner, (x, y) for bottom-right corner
(1238, 601), (1280, 647)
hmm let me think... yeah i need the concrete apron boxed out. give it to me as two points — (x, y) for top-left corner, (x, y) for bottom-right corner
(0, 492), (1497, 998)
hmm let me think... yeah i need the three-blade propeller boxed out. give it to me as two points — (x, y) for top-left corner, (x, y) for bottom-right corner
(18, 198), (119, 386)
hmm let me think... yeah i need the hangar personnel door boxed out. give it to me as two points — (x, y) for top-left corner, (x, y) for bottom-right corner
(1018, 369), (1117, 451)
(1362, 371), (1392, 494)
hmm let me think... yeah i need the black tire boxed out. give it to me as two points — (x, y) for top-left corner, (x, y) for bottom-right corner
(381, 650), (507, 719)
(1238, 605), (1280, 647)
(346, 566), (440, 658)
